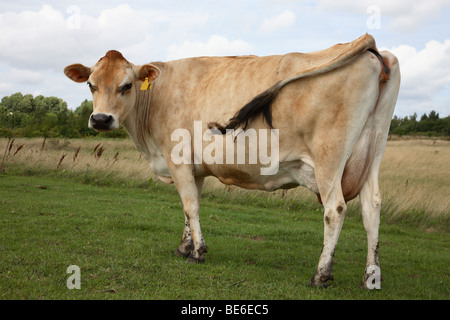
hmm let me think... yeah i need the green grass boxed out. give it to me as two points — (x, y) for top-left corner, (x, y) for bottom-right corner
(0, 172), (448, 300)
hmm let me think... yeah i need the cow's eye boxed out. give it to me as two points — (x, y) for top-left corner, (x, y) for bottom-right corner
(121, 83), (132, 93)
(87, 82), (97, 92)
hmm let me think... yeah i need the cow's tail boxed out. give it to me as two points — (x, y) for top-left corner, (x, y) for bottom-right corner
(209, 34), (378, 133)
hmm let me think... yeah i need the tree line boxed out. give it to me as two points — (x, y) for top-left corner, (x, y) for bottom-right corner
(390, 111), (450, 136)
(0, 92), (449, 138)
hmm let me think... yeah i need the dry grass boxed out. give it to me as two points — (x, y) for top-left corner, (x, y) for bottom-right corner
(206, 137), (450, 224)
(1, 136), (449, 226)
(0, 138), (151, 185)
(378, 138), (450, 220)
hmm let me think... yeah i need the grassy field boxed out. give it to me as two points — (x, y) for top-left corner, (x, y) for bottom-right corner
(0, 137), (449, 300)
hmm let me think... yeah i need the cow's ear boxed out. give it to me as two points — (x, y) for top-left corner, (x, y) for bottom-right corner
(64, 64), (91, 83)
(137, 64), (160, 83)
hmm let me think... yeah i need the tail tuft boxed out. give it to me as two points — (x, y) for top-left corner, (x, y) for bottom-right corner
(208, 85), (281, 133)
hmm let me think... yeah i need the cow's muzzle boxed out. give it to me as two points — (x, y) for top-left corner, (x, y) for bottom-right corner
(89, 113), (116, 131)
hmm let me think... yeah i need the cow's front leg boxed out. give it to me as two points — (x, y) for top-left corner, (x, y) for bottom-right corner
(172, 169), (207, 263)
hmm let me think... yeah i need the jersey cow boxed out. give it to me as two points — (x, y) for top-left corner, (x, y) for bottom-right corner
(64, 34), (400, 288)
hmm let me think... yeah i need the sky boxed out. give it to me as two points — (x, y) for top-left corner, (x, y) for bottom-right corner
(0, 0), (449, 118)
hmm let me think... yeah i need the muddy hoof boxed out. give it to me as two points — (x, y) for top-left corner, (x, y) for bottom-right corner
(174, 248), (190, 258)
(186, 254), (205, 263)
(309, 274), (334, 288)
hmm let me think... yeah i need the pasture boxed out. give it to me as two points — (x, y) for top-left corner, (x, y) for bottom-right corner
(0, 137), (448, 299)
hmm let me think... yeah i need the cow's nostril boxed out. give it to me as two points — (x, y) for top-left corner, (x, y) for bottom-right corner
(104, 115), (113, 125)
(90, 113), (114, 130)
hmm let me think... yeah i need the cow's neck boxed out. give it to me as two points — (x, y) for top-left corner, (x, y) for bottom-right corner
(122, 109), (146, 154)
(121, 90), (160, 161)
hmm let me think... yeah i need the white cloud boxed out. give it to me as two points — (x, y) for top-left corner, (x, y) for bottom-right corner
(386, 39), (450, 116)
(0, 4), (209, 71)
(0, 5), (69, 69)
(0, 82), (14, 93)
(166, 35), (253, 60)
(10, 68), (42, 85)
(259, 10), (296, 33)
(317, 0), (450, 32)
(32, 90), (42, 97)
(0, 4), (210, 107)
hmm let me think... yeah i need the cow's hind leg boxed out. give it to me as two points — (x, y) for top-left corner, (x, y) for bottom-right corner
(360, 50), (400, 289)
(360, 168), (382, 289)
(310, 181), (347, 288)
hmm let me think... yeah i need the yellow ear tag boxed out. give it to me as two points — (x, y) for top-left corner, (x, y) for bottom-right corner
(140, 77), (151, 90)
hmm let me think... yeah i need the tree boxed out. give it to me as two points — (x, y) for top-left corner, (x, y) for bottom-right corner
(17, 94), (35, 113)
(390, 109), (449, 136)
(420, 113), (428, 121)
(1, 92), (23, 112)
(33, 95), (49, 127)
(428, 110), (439, 121)
(74, 100), (97, 136)
(46, 96), (68, 114)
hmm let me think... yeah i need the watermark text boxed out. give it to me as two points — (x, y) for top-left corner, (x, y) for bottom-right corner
(171, 121), (279, 175)
(66, 265), (81, 289)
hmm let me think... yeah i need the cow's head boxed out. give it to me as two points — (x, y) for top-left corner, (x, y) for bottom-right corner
(64, 50), (160, 131)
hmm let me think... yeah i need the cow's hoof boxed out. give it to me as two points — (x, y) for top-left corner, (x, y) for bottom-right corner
(186, 254), (205, 263)
(174, 248), (190, 258)
(309, 274), (334, 288)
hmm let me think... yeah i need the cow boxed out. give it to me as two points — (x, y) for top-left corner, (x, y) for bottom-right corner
(64, 33), (400, 288)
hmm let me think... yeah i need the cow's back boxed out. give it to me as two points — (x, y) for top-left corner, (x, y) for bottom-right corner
(148, 34), (375, 134)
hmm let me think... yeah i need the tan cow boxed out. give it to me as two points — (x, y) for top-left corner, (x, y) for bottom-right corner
(64, 33), (400, 288)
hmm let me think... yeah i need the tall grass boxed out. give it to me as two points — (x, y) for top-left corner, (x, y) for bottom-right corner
(376, 138), (450, 227)
(0, 138), (151, 187)
(0, 136), (448, 230)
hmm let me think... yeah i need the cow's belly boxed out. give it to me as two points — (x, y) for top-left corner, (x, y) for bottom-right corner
(266, 160), (319, 193)
(207, 159), (319, 194)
